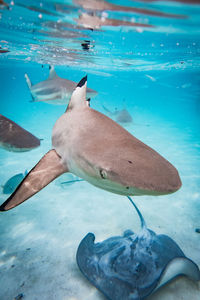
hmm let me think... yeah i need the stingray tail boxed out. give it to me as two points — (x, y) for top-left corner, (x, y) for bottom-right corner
(127, 196), (147, 229)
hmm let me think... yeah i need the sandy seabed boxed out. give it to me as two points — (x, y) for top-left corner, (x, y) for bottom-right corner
(0, 107), (200, 300)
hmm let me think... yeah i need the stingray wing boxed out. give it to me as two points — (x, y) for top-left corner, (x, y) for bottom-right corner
(76, 230), (200, 300)
(0, 149), (67, 211)
(156, 256), (200, 292)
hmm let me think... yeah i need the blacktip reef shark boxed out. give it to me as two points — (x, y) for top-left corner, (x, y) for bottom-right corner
(25, 66), (97, 105)
(76, 196), (200, 300)
(0, 114), (40, 152)
(0, 76), (181, 211)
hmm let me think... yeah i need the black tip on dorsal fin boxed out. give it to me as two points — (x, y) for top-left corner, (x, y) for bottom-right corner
(77, 75), (87, 88)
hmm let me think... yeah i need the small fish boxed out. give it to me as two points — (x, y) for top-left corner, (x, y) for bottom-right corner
(14, 294), (24, 300)
(76, 196), (200, 300)
(55, 173), (84, 188)
(2, 171), (27, 194)
(25, 66), (97, 105)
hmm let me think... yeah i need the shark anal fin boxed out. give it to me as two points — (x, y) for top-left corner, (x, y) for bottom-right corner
(0, 149), (67, 211)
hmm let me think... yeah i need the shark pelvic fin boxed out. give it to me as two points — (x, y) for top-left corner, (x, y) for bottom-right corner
(67, 75), (87, 111)
(0, 149), (67, 211)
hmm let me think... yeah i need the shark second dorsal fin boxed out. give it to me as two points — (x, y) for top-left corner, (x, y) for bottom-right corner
(49, 66), (58, 79)
(67, 75), (87, 111)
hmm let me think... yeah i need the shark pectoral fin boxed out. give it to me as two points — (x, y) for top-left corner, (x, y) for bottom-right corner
(0, 149), (67, 211)
(155, 257), (200, 292)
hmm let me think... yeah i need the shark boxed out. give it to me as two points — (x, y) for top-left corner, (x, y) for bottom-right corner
(76, 196), (200, 300)
(73, 0), (186, 19)
(0, 114), (41, 152)
(0, 76), (181, 211)
(25, 66), (97, 105)
(75, 13), (154, 30)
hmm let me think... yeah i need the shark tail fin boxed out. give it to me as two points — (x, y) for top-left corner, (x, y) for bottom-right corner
(0, 149), (68, 211)
(25, 73), (32, 89)
(67, 75), (87, 111)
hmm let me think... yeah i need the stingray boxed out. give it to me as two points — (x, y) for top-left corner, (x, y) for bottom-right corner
(2, 171), (27, 194)
(25, 66), (97, 105)
(116, 109), (133, 124)
(55, 173), (84, 188)
(0, 114), (41, 152)
(102, 105), (133, 124)
(76, 196), (200, 300)
(0, 76), (181, 211)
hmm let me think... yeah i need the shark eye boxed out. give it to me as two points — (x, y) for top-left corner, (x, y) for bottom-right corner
(99, 169), (107, 179)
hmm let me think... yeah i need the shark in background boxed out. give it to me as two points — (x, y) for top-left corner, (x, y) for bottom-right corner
(0, 114), (41, 152)
(25, 66), (98, 105)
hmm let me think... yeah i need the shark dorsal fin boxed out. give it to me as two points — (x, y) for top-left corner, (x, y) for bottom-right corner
(67, 75), (87, 111)
(49, 66), (58, 79)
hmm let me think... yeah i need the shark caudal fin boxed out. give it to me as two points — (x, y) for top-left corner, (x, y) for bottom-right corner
(25, 73), (32, 89)
(0, 149), (67, 211)
(67, 75), (87, 111)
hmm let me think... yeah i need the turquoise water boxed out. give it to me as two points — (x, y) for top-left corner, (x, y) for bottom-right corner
(0, 1), (200, 299)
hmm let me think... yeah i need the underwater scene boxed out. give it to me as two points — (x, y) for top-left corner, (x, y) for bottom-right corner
(0, 0), (200, 299)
